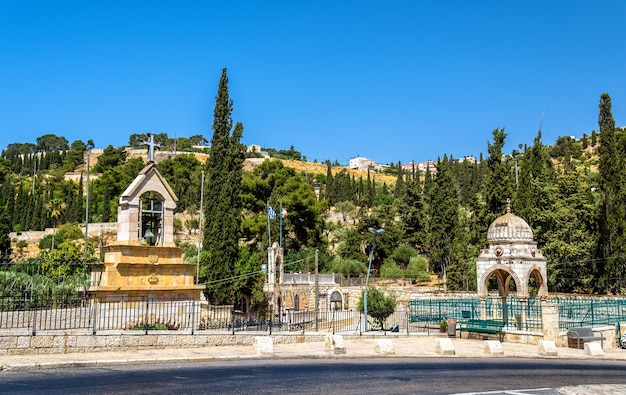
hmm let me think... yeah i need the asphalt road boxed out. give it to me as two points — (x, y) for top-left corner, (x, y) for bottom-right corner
(1, 358), (625, 395)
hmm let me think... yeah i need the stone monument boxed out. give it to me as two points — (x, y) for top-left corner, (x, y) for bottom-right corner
(89, 134), (204, 301)
(475, 200), (548, 327)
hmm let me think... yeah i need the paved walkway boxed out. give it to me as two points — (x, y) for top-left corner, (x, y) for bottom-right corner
(1, 335), (625, 369)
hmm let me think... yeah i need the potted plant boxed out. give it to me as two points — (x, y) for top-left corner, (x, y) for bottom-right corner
(439, 320), (448, 333)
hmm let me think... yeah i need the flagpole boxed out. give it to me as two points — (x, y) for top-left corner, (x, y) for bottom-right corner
(267, 200), (271, 247)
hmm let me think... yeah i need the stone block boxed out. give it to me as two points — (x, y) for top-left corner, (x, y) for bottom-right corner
(157, 335), (177, 346)
(484, 340), (504, 355)
(121, 335), (140, 347)
(138, 335), (158, 347)
(76, 336), (96, 348)
(30, 336), (54, 349)
(0, 336), (18, 349)
(254, 336), (274, 355)
(584, 342), (604, 356)
(538, 340), (558, 356)
(374, 339), (395, 355)
(324, 334), (346, 354)
(435, 338), (455, 356)
(17, 336), (31, 349)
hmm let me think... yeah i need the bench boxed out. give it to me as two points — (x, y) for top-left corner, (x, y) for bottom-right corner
(567, 327), (606, 349)
(459, 319), (505, 341)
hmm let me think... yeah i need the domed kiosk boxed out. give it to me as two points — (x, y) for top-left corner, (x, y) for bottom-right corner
(476, 201), (548, 302)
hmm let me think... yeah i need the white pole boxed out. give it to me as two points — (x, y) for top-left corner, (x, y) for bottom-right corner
(196, 170), (205, 284)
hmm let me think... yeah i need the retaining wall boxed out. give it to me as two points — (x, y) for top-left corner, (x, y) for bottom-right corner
(0, 331), (327, 356)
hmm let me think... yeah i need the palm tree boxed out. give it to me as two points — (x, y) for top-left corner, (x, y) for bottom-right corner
(46, 198), (66, 250)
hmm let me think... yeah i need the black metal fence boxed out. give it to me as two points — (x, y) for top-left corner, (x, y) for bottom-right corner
(3, 260), (626, 335)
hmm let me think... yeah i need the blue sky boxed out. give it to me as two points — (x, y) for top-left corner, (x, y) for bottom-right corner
(1, 1), (625, 165)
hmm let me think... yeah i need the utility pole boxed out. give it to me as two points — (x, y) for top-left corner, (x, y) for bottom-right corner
(83, 149), (90, 297)
(196, 170), (204, 284)
(314, 249), (319, 331)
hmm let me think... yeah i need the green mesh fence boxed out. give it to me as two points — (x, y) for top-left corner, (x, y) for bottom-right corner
(549, 296), (626, 329)
(408, 296), (543, 331)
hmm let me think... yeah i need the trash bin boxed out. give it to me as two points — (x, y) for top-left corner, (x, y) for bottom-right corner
(447, 319), (457, 337)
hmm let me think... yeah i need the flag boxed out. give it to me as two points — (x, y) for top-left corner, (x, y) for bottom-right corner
(268, 205), (277, 219)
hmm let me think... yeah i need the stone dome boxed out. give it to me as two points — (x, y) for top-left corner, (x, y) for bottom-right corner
(486, 209), (533, 242)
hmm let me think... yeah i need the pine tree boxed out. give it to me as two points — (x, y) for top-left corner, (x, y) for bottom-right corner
(514, 131), (556, 248)
(425, 155), (460, 277)
(202, 68), (245, 304)
(476, 129), (515, 241)
(394, 161), (406, 199)
(596, 92), (626, 293)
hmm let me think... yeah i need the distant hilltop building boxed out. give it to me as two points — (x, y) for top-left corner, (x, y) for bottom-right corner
(458, 156), (477, 163)
(349, 156), (375, 172)
(401, 160), (438, 174)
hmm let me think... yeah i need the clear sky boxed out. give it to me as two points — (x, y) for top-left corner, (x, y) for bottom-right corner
(1, 1), (625, 165)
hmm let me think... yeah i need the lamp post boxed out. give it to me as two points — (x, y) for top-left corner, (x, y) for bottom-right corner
(363, 227), (384, 333)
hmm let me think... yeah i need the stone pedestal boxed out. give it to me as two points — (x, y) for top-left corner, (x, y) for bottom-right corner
(89, 244), (204, 301)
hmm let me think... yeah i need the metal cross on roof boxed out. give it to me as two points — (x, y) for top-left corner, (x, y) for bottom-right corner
(141, 133), (161, 163)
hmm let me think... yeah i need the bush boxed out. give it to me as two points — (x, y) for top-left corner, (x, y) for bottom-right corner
(391, 245), (418, 269)
(330, 257), (367, 275)
(380, 259), (402, 279)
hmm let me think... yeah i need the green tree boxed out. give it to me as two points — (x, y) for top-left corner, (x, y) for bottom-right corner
(45, 198), (66, 250)
(426, 156), (461, 277)
(358, 287), (397, 330)
(93, 145), (127, 173)
(0, 206), (11, 256)
(202, 68), (245, 304)
(596, 92), (626, 293)
(330, 257), (367, 275)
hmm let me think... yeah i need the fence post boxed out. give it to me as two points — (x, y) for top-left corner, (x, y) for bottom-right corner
(31, 296), (37, 336)
(190, 300), (195, 335)
(91, 297), (98, 335)
(144, 298), (150, 335)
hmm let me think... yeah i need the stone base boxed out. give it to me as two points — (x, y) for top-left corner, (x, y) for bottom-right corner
(435, 338), (455, 355)
(484, 340), (503, 355)
(537, 340), (558, 356)
(325, 334), (346, 354)
(374, 339), (395, 355)
(584, 342), (604, 356)
(254, 336), (274, 355)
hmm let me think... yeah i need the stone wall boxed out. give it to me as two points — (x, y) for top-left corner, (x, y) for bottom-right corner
(0, 331), (327, 356)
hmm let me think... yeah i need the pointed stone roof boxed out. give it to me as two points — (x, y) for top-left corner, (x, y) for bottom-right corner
(119, 163), (178, 207)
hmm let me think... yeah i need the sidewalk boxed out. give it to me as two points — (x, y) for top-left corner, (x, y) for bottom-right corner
(1, 335), (625, 371)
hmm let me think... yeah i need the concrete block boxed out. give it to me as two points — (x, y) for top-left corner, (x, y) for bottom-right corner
(584, 342), (604, 356)
(374, 339), (395, 355)
(254, 336), (274, 355)
(484, 340), (504, 355)
(435, 338), (455, 356)
(325, 334), (346, 354)
(538, 340), (558, 356)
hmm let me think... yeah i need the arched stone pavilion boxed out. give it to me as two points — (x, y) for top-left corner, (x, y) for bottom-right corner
(476, 202), (548, 327)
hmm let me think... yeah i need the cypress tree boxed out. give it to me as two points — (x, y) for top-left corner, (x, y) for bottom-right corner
(596, 93), (626, 293)
(426, 155), (460, 276)
(202, 68), (245, 304)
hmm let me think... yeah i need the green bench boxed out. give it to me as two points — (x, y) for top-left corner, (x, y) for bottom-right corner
(459, 319), (505, 341)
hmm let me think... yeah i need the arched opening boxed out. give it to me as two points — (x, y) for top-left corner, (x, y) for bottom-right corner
(528, 268), (547, 299)
(294, 294), (300, 311)
(483, 268), (520, 325)
(139, 191), (165, 246)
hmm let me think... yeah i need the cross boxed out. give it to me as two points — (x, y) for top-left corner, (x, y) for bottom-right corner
(141, 133), (161, 163)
